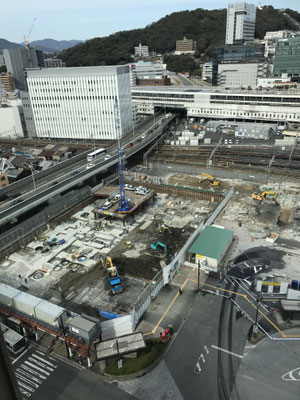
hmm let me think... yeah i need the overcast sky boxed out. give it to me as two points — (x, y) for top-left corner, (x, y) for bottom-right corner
(1, 0), (300, 43)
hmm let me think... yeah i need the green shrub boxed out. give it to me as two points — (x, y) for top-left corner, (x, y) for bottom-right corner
(104, 339), (166, 375)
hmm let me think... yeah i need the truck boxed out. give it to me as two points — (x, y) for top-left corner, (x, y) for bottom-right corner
(102, 256), (123, 294)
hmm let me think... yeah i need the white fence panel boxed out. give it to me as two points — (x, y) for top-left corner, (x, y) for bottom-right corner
(100, 314), (135, 341)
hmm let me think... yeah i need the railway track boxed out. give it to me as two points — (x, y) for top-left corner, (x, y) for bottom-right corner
(151, 144), (300, 171)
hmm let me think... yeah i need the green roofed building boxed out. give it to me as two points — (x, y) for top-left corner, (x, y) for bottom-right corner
(188, 225), (234, 271)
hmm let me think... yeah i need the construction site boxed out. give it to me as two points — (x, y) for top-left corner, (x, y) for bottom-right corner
(1, 110), (300, 400)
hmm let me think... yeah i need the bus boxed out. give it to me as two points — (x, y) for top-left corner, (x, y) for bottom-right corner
(0, 322), (28, 355)
(87, 148), (106, 163)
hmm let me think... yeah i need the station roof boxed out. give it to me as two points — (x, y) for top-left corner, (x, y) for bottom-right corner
(188, 225), (234, 260)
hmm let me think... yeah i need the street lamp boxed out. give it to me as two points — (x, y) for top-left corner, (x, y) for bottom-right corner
(29, 162), (36, 190)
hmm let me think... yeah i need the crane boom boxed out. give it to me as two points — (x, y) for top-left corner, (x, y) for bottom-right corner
(114, 97), (130, 212)
(24, 17), (36, 49)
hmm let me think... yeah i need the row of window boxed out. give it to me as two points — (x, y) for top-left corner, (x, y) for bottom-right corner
(211, 94), (300, 104)
(190, 107), (298, 119)
(30, 79), (115, 86)
(31, 95), (115, 101)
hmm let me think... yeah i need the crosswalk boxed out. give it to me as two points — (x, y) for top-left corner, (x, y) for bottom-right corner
(14, 349), (58, 399)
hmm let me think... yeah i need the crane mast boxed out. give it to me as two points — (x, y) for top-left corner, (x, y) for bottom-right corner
(114, 97), (130, 212)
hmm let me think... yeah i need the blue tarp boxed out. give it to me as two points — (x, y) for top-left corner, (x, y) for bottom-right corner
(98, 309), (121, 319)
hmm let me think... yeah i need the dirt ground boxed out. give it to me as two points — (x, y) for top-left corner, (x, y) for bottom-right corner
(110, 223), (192, 281)
(167, 173), (230, 190)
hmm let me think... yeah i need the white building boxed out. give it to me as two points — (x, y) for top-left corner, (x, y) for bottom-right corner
(202, 62), (213, 82)
(218, 61), (268, 88)
(131, 86), (300, 124)
(25, 66), (133, 140)
(129, 62), (165, 86)
(226, 3), (256, 45)
(134, 44), (149, 58)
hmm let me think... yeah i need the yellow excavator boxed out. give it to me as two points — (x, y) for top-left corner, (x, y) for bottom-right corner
(200, 172), (220, 187)
(159, 224), (171, 234)
(252, 191), (278, 201)
(100, 256), (115, 273)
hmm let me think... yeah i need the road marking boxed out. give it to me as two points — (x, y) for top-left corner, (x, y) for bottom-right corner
(282, 367), (300, 381)
(204, 345), (209, 354)
(12, 347), (30, 364)
(151, 278), (189, 335)
(194, 361), (201, 374)
(211, 345), (243, 359)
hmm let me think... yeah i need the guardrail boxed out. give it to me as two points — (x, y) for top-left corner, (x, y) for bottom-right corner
(0, 114), (176, 227)
(0, 149), (91, 197)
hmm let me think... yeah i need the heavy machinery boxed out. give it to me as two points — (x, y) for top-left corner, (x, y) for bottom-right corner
(252, 191), (278, 201)
(151, 241), (167, 257)
(200, 172), (220, 187)
(100, 256), (123, 294)
(159, 224), (171, 235)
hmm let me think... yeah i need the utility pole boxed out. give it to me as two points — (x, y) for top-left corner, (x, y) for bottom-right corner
(29, 162), (36, 190)
(197, 260), (201, 292)
(253, 297), (260, 334)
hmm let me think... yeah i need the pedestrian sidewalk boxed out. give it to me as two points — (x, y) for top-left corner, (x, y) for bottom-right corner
(136, 264), (208, 338)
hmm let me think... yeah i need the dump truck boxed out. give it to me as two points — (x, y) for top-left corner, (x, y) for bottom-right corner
(101, 256), (123, 294)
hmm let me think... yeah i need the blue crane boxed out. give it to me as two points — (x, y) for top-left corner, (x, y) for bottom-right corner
(114, 97), (130, 213)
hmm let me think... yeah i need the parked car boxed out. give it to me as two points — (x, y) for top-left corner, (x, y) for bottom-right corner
(102, 201), (112, 210)
(104, 154), (112, 160)
(141, 134), (146, 139)
(71, 170), (80, 176)
(114, 194), (121, 201)
(124, 184), (135, 191)
(86, 163), (94, 170)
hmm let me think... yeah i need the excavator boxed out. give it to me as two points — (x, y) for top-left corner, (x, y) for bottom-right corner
(200, 172), (220, 187)
(252, 191), (278, 201)
(159, 224), (171, 235)
(151, 241), (167, 257)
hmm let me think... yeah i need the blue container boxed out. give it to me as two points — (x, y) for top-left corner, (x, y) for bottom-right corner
(291, 280), (299, 291)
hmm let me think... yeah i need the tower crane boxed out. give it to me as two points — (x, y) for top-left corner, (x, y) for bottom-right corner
(114, 97), (130, 213)
(24, 17), (36, 49)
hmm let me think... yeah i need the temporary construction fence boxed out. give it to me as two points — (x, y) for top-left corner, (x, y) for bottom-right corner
(100, 187), (234, 339)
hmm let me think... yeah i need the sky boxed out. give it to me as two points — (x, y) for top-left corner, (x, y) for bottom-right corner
(1, 0), (300, 43)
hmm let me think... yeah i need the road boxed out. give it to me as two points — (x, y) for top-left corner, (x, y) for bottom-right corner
(0, 112), (165, 211)
(13, 345), (136, 400)
(119, 278), (254, 400)
(176, 74), (195, 87)
(163, 278), (250, 400)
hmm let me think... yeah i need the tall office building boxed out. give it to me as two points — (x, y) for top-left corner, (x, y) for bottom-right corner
(226, 3), (256, 45)
(273, 37), (300, 81)
(3, 48), (44, 90)
(25, 66), (133, 140)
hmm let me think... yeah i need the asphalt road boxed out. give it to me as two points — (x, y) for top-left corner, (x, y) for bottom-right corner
(176, 75), (195, 87)
(236, 328), (300, 400)
(13, 346), (136, 400)
(163, 278), (250, 400)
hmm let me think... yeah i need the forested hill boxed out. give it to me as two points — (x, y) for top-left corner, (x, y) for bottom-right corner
(60, 6), (299, 66)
